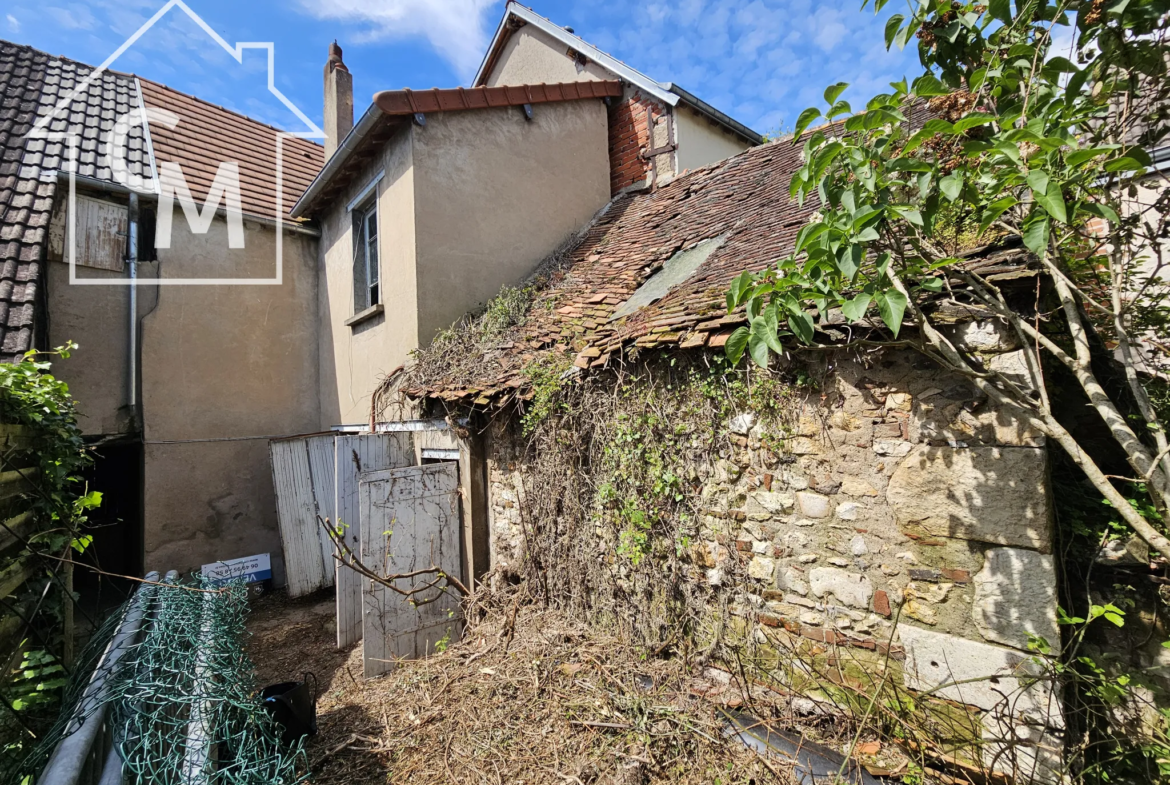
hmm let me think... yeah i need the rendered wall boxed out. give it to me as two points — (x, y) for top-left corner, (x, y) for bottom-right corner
(481, 25), (613, 87)
(411, 100), (610, 343)
(482, 341), (1063, 783)
(482, 25), (670, 193)
(139, 212), (320, 580)
(675, 105), (753, 174)
(317, 123), (417, 428)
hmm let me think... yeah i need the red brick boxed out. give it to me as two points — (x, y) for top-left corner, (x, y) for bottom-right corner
(873, 590), (891, 618)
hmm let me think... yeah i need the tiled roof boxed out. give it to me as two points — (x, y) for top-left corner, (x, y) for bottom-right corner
(411, 139), (1035, 405)
(140, 79), (324, 224)
(0, 40), (152, 360)
(0, 36), (325, 361)
(0, 40), (50, 360)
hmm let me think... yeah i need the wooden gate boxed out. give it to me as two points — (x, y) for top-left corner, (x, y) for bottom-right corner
(333, 433), (414, 647)
(359, 463), (463, 677)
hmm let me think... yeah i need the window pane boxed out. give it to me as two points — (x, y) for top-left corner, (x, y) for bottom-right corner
(366, 211), (379, 285)
(352, 210), (368, 313)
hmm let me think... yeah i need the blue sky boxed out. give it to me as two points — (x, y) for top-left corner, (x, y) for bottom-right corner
(2, 0), (922, 138)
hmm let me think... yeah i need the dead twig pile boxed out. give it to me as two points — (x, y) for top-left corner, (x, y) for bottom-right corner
(301, 584), (795, 785)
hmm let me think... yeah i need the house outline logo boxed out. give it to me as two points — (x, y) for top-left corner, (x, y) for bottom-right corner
(29, 0), (325, 286)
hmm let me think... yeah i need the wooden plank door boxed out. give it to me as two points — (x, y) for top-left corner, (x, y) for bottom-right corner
(359, 463), (462, 678)
(270, 435), (341, 598)
(270, 438), (329, 598)
(334, 433), (414, 649)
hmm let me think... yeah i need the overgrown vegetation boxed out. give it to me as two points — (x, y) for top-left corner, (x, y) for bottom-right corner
(720, 3), (1170, 780)
(0, 345), (98, 771)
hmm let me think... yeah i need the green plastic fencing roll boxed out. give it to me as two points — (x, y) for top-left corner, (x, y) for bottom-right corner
(7, 575), (308, 785)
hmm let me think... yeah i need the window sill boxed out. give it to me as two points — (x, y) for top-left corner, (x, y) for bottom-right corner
(345, 303), (384, 328)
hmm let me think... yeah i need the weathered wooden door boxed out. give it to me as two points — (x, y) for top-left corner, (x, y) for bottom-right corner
(333, 433), (414, 648)
(269, 434), (337, 597)
(359, 463), (463, 678)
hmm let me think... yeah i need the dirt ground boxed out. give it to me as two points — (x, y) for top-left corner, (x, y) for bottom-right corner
(245, 587), (907, 785)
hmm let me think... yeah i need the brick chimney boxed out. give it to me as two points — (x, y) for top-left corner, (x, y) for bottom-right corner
(324, 41), (353, 159)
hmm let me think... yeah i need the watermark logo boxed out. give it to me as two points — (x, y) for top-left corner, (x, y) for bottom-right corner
(30, 0), (324, 285)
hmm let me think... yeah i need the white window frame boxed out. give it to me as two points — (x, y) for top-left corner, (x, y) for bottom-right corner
(349, 171), (384, 315)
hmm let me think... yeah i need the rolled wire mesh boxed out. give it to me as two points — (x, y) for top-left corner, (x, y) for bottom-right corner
(8, 576), (308, 784)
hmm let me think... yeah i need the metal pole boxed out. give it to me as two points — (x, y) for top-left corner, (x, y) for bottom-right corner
(38, 572), (159, 785)
(127, 193), (138, 411)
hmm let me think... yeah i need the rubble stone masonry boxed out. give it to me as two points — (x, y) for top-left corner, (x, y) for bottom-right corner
(481, 334), (1064, 782)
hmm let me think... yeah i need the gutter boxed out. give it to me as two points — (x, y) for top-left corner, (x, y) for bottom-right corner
(290, 103), (385, 219)
(662, 83), (764, 146)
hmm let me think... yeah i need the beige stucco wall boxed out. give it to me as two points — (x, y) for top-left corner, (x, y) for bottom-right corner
(318, 102), (609, 427)
(317, 123), (418, 428)
(47, 259), (155, 436)
(675, 105), (752, 173)
(137, 211), (320, 579)
(483, 25), (612, 87)
(411, 100), (610, 343)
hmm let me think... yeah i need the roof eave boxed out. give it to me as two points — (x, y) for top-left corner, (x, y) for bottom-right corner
(291, 103), (386, 219)
(663, 83), (764, 146)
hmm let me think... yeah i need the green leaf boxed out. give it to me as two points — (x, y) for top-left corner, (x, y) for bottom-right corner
(838, 244), (863, 281)
(937, 20), (962, 42)
(988, 0), (1012, 24)
(793, 107), (822, 141)
(884, 14), (904, 49)
(952, 112), (997, 133)
(761, 303), (784, 353)
(1105, 156), (1149, 173)
(728, 270), (753, 311)
(747, 328), (771, 368)
(1025, 170), (1049, 195)
(823, 82), (849, 105)
(940, 172), (964, 202)
(788, 312), (814, 344)
(841, 293), (872, 322)
(1080, 201), (1121, 225)
(1066, 147), (1117, 167)
(1023, 212), (1051, 257)
(912, 74), (949, 97)
(979, 196), (1019, 233)
(724, 326), (750, 364)
(1034, 179), (1068, 224)
(795, 222), (830, 254)
(920, 277), (944, 293)
(921, 118), (955, 135)
(892, 206), (924, 227)
(875, 290), (908, 336)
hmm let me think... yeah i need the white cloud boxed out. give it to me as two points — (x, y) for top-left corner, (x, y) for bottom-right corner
(297, 0), (498, 82)
(814, 19), (848, 51)
(45, 4), (98, 31)
(6, 14), (19, 32)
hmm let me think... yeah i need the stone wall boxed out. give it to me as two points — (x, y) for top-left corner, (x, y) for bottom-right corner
(480, 340), (1064, 782)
